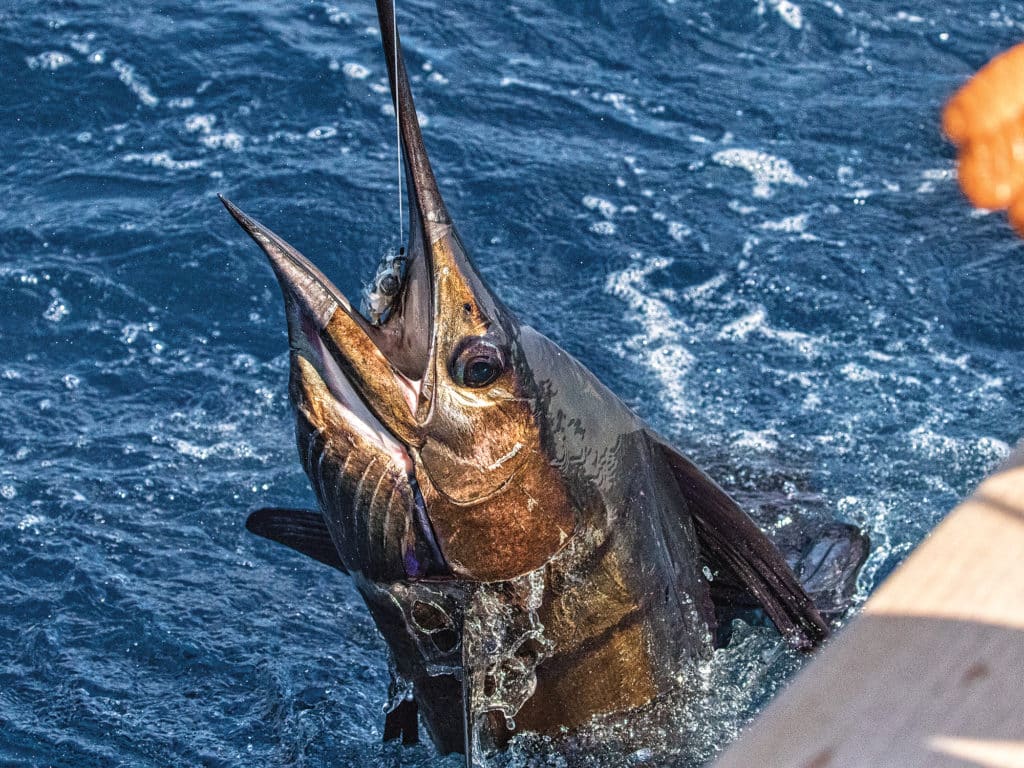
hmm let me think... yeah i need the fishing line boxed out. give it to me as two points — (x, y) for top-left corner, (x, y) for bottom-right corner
(393, 0), (403, 245)
(361, 0), (407, 326)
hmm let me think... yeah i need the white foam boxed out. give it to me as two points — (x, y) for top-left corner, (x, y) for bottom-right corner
(306, 125), (338, 140)
(976, 436), (1012, 462)
(184, 113), (216, 133)
(582, 195), (618, 218)
(605, 253), (695, 418)
(917, 167), (956, 194)
(712, 149), (807, 198)
(123, 152), (202, 171)
(18, 514), (45, 531)
(717, 305), (819, 358)
(732, 429), (780, 452)
(68, 33), (95, 55)
(200, 132), (244, 151)
(590, 221), (616, 236)
(119, 321), (158, 345)
(111, 58), (159, 106)
(342, 62), (370, 80)
(681, 273), (728, 303)
(667, 221), (691, 242)
(326, 6), (351, 24)
(163, 437), (256, 461)
(26, 51), (73, 70)
(802, 391), (822, 411)
(908, 424), (959, 457)
(840, 362), (882, 382)
(601, 92), (634, 114)
(43, 297), (69, 322)
(760, 213), (809, 233)
(767, 0), (803, 28)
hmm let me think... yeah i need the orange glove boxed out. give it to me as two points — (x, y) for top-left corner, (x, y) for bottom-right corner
(943, 43), (1024, 235)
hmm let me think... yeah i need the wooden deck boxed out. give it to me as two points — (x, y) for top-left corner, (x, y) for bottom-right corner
(711, 444), (1024, 768)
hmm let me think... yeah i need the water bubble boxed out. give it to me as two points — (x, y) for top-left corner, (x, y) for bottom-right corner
(200, 132), (244, 151)
(712, 148), (807, 199)
(111, 58), (159, 106)
(184, 114), (216, 133)
(342, 62), (370, 80)
(306, 125), (337, 140)
(122, 152), (202, 171)
(668, 221), (692, 242)
(26, 51), (73, 70)
(43, 297), (69, 322)
(582, 195), (618, 218)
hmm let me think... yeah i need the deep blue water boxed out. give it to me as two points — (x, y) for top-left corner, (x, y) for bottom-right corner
(3, 1), (1024, 765)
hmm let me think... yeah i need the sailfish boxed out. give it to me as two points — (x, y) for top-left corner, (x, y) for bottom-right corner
(220, 1), (864, 763)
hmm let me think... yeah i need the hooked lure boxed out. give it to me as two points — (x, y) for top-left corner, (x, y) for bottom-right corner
(361, 247), (408, 325)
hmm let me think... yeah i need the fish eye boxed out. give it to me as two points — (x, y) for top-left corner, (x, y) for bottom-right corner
(449, 338), (505, 388)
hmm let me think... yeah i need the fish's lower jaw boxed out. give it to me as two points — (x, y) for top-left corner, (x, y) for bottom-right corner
(294, 350), (413, 473)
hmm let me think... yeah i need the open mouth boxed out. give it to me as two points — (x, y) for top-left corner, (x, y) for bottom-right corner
(215, 0), (482, 584)
(221, 0), (551, 585)
(219, 194), (452, 581)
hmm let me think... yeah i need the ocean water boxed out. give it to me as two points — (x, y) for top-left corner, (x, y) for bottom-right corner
(2, 1), (1023, 765)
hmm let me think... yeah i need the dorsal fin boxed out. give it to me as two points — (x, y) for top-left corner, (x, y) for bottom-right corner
(246, 507), (348, 573)
(651, 436), (829, 650)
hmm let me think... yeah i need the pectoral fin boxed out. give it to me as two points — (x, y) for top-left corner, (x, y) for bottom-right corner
(704, 521), (869, 619)
(246, 507), (348, 573)
(652, 438), (829, 650)
(787, 521), (869, 618)
(383, 698), (419, 745)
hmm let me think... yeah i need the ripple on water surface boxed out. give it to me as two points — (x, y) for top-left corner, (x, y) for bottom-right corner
(3, 1), (1024, 765)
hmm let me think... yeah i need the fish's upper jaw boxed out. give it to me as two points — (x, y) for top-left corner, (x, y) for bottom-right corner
(375, 0), (450, 232)
(218, 195), (422, 446)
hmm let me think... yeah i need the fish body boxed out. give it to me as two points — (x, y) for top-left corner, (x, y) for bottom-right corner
(221, 2), (855, 763)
